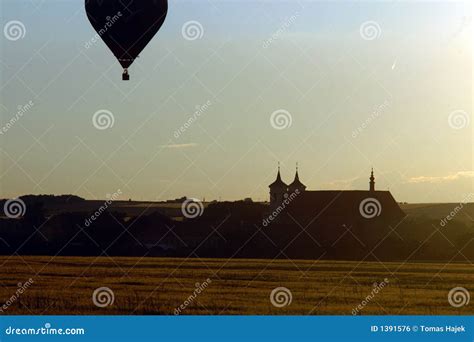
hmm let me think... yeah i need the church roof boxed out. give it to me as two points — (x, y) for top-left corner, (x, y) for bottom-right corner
(289, 169), (306, 189)
(285, 190), (405, 223)
(269, 168), (287, 188)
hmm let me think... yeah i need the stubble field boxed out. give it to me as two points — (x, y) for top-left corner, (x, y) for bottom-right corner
(0, 256), (472, 315)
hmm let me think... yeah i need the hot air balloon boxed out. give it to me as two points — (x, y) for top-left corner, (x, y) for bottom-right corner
(85, 0), (168, 80)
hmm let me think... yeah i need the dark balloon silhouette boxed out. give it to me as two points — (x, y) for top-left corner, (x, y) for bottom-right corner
(85, 0), (168, 80)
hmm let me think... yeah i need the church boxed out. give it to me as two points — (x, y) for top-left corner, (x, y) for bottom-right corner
(268, 165), (405, 225)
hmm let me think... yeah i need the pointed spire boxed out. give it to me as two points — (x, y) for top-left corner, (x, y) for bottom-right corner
(294, 162), (300, 181)
(369, 167), (375, 191)
(269, 162), (287, 188)
(289, 162), (306, 192)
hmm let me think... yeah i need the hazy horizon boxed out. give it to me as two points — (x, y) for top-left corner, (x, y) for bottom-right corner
(1, 0), (472, 203)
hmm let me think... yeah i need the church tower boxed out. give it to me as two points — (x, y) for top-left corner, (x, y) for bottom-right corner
(269, 163), (288, 209)
(369, 168), (375, 192)
(288, 163), (306, 194)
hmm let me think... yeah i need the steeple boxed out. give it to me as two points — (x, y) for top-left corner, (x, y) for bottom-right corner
(269, 162), (287, 188)
(269, 162), (288, 208)
(288, 162), (306, 194)
(369, 168), (375, 192)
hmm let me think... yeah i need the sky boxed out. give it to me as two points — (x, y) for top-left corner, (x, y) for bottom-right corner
(0, 0), (472, 203)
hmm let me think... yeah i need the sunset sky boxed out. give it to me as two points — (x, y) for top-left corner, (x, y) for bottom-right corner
(0, 0), (472, 203)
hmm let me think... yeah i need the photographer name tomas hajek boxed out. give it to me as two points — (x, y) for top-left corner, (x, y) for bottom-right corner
(174, 278), (212, 315)
(0, 278), (34, 313)
(415, 325), (465, 334)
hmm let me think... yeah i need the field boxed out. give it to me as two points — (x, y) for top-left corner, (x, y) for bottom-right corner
(0, 256), (472, 315)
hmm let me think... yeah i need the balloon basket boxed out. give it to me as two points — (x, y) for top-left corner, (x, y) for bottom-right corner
(122, 72), (130, 81)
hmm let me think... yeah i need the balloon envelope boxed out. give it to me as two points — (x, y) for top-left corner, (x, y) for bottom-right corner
(85, 0), (168, 80)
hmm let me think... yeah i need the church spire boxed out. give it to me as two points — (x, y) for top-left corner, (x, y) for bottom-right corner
(289, 162), (306, 193)
(369, 168), (375, 192)
(269, 162), (287, 188)
(269, 162), (288, 209)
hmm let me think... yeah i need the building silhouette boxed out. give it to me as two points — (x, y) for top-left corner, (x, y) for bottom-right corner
(268, 164), (405, 224)
(369, 168), (375, 192)
(269, 163), (289, 210)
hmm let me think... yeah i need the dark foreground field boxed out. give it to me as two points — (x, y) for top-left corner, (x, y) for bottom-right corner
(0, 256), (472, 315)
